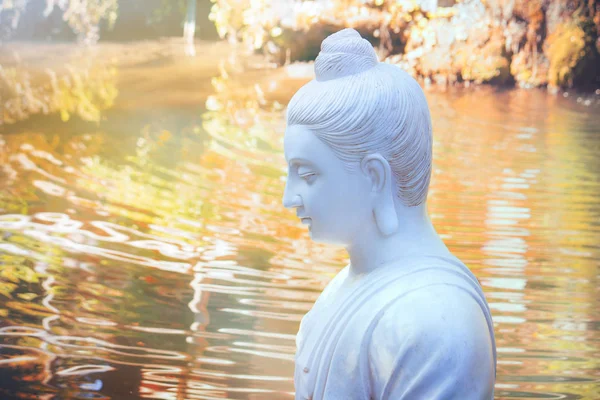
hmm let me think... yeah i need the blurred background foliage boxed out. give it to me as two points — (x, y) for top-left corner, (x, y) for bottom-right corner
(0, 0), (598, 93)
(0, 0), (218, 42)
(207, 0), (600, 90)
(0, 0), (598, 128)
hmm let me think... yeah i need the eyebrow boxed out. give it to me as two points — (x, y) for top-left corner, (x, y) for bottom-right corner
(288, 158), (315, 166)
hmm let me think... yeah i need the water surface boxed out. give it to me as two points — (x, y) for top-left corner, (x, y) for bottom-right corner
(1, 42), (599, 399)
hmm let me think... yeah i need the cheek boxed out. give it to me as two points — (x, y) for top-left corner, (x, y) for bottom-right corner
(311, 179), (369, 225)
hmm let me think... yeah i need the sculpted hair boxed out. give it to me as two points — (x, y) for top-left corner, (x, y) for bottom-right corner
(286, 28), (433, 207)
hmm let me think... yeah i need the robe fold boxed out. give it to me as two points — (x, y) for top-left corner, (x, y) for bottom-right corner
(294, 254), (496, 400)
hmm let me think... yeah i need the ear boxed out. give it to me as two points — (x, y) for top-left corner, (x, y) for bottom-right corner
(360, 154), (399, 236)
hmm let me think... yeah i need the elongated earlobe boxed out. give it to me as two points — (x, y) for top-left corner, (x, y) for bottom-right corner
(362, 154), (399, 236)
(374, 192), (398, 236)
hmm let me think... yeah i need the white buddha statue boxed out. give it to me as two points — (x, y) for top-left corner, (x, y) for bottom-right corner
(282, 29), (496, 399)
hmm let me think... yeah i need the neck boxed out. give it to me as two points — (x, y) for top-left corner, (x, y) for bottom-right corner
(345, 202), (450, 278)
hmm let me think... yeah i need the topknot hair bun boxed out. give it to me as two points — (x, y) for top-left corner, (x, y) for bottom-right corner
(314, 28), (379, 82)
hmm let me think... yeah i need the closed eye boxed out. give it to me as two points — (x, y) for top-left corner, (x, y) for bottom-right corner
(300, 173), (316, 182)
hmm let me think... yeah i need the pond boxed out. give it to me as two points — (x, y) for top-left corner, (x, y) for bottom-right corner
(1, 41), (599, 399)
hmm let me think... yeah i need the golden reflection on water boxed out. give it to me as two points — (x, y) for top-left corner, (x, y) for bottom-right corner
(1, 49), (599, 399)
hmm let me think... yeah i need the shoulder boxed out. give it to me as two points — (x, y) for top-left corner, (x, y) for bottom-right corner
(371, 283), (492, 349)
(367, 284), (495, 398)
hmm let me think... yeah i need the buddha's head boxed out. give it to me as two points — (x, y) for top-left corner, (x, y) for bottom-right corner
(283, 28), (432, 245)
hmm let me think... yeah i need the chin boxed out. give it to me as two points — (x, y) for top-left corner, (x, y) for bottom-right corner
(308, 229), (325, 243)
(309, 230), (346, 245)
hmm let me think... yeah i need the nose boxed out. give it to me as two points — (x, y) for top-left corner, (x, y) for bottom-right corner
(282, 180), (302, 209)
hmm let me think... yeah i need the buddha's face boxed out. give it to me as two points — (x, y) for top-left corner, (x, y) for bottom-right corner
(282, 125), (373, 245)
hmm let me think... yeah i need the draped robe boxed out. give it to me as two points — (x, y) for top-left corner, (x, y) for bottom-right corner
(294, 255), (496, 400)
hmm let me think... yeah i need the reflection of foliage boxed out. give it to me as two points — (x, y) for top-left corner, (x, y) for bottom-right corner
(202, 60), (284, 159)
(44, 0), (119, 44)
(0, 191), (28, 215)
(0, 252), (43, 313)
(0, 63), (118, 125)
(0, 137), (28, 212)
